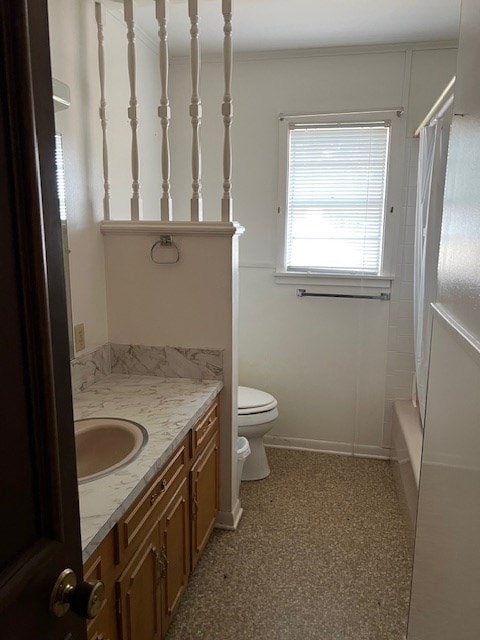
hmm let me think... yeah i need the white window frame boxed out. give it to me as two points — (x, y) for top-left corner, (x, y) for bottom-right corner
(275, 110), (405, 290)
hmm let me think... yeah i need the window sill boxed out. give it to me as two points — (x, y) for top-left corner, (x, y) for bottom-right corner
(274, 270), (394, 291)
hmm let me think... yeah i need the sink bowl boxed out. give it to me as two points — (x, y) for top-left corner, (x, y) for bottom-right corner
(74, 417), (148, 483)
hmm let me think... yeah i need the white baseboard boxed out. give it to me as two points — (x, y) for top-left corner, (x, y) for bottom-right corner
(215, 498), (243, 530)
(354, 443), (391, 460)
(264, 435), (390, 460)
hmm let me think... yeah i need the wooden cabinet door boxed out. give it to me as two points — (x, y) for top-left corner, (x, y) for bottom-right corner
(116, 525), (162, 640)
(87, 606), (117, 640)
(191, 436), (219, 569)
(159, 477), (190, 635)
(0, 1), (86, 638)
(85, 533), (117, 640)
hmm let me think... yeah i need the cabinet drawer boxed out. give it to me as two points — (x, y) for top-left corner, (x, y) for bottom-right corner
(115, 436), (189, 564)
(84, 530), (115, 583)
(192, 401), (219, 457)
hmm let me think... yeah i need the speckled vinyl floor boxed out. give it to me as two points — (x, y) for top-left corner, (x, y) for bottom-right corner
(166, 448), (412, 640)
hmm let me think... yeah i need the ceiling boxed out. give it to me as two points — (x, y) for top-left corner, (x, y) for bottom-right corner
(118, 0), (461, 57)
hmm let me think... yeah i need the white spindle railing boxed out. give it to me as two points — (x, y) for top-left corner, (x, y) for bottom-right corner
(124, 0), (143, 220)
(221, 0), (233, 222)
(188, 0), (203, 221)
(156, 0), (172, 221)
(98, 0), (234, 225)
(95, 2), (110, 221)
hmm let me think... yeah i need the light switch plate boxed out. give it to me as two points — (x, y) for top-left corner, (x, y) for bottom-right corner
(74, 323), (85, 352)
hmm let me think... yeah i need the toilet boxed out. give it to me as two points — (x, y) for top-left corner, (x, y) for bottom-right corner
(238, 386), (278, 481)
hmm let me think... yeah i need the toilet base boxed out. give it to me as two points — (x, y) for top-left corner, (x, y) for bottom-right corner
(240, 435), (270, 481)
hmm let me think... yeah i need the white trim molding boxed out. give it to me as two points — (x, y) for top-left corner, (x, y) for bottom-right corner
(276, 110), (406, 289)
(101, 220), (245, 237)
(239, 262), (276, 269)
(215, 498), (243, 530)
(171, 39), (458, 65)
(265, 435), (390, 460)
(432, 303), (480, 366)
(274, 270), (393, 290)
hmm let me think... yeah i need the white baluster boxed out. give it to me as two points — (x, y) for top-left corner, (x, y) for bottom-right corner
(156, 0), (172, 221)
(95, 2), (110, 221)
(189, 0), (203, 221)
(221, 0), (233, 222)
(124, 0), (143, 220)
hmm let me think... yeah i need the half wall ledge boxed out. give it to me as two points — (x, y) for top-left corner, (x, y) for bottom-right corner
(100, 220), (245, 237)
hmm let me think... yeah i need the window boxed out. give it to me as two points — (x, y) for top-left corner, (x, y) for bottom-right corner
(276, 111), (402, 285)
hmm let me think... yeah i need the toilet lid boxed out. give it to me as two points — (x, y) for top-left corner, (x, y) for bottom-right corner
(238, 386), (277, 415)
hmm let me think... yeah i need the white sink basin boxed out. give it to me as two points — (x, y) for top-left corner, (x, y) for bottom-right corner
(75, 417), (148, 483)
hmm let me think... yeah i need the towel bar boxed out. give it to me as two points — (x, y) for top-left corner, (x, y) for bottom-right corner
(296, 288), (390, 301)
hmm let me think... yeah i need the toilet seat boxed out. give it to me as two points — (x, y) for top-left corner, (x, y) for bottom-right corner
(238, 386), (277, 415)
(238, 407), (279, 428)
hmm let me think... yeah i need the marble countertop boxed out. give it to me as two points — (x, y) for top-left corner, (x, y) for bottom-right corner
(73, 374), (223, 562)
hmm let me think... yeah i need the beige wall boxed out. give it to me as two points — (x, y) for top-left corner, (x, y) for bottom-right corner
(105, 233), (235, 348)
(169, 44), (457, 454)
(103, 229), (242, 528)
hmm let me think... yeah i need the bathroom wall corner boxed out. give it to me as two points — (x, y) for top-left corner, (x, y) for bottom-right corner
(71, 342), (111, 395)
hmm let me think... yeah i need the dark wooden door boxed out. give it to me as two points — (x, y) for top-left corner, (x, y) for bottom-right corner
(0, 1), (86, 638)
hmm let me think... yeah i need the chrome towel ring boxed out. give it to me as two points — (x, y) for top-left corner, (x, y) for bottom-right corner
(150, 235), (180, 264)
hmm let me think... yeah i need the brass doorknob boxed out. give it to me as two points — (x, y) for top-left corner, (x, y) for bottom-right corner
(50, 568), (105, 619)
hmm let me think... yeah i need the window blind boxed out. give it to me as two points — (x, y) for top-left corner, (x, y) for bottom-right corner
(286, 123), (390, 275)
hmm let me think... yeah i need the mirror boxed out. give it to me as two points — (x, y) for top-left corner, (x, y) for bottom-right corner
(53, 79), (74, 359)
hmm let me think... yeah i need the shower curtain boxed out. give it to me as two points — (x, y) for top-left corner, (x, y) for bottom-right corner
(414, 118), (449, 425)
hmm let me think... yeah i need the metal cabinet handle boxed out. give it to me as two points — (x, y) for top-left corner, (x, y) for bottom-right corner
(199, 418), (214, 437)
(192, 490), (198, 520)
(150, 479), (167, 505)
(160, 546), (168, 573)
(155, 548), (167, 582)
(155, 550), (164, 583)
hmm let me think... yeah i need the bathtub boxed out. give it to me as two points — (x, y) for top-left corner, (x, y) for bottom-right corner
(390, 400), (423, 543)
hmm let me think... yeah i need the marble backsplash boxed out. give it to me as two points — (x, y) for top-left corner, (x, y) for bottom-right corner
(71, 343), (111, 395)
(71, 343), (223, 393)
(110, 344), (223, 380)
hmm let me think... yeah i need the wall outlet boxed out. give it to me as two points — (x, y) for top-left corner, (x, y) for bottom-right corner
(74, 323), (86, 352)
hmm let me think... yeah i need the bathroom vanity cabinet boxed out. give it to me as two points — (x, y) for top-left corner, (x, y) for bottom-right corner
(83, 399), (219, 640)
